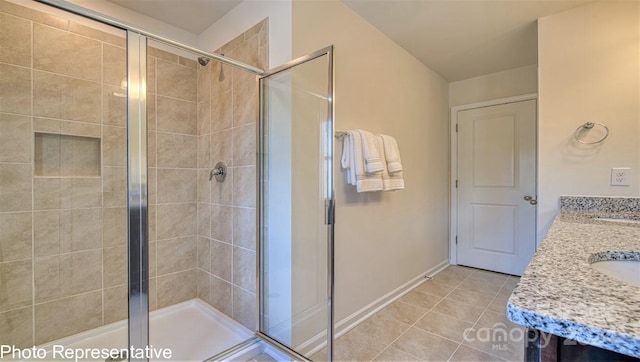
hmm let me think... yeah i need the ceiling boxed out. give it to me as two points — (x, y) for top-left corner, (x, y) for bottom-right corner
(103, 0), (592, 82)
(343, 0), (592, 81)
(105, 0), (241, 34)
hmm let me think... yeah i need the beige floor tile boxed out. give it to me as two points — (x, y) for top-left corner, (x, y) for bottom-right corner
(414, 311), (473, 343)
(415, 280), (454, 297)
(450, 344), (506, 361)
(432, 298), (485, 324)
(458, 277), (503, 297)
(351, 310), (412, 345)
(372, 346), (420, 361)
(447, 288), (495, 310)
(430, 268), (469, 287)
(334, 325), (387, 362)
(392, 327), (458, 361)
(377, 300), (427, 325)
(487, 293), (510, 314)
(399, 290), (443, 310)
(463, 310), (525, 362)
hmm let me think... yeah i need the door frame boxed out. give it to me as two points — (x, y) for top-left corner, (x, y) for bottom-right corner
(449, 93), (538, 266)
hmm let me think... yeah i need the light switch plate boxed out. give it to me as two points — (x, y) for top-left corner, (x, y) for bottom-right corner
(611, 168), (631, 186)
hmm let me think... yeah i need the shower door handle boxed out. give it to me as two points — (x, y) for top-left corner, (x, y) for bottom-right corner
(325, 199), (335, 225)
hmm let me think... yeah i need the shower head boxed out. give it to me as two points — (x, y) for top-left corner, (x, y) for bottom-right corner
(198, 57), (210, 66)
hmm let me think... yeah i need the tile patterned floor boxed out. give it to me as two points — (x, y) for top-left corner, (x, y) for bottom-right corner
(313, 265), (524, 361)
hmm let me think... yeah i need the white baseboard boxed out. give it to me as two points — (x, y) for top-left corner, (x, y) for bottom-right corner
(334, 259), (449, 338)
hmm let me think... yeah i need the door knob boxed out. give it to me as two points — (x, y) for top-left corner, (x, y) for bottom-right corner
(524, 195), (537, 205)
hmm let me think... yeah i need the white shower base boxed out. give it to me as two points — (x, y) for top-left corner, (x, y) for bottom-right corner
(22, 299), (253, 361)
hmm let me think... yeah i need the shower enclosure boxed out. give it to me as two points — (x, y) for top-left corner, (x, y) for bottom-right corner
(0, 0), (334, 360)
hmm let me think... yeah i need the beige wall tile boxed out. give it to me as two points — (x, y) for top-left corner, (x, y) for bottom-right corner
(233, 122), (256, 166)
(197, 62), (211, 103)
(156, 96), (197, 135)
(220, 33), (244, 56)
(148, 167), (157, 205)
(0, 163), (31, 212)
(197, 237), (210, 272)
(103, 126), (126, 167)
(71, 178), (102, 208)
(33, 178), (61, 210)
(103, 166), (127, 207)
(210, 90), (232, 132)
(209, 275), (232, 316)
(156, 168), (197, 204)
(148, 205), (157, 243)
(0, 63), (31, 115)
(149, 241), (157, 278)
(156, 132), (197, 168)
(156, 203), (197, 240)
(0, 113), (31, 163)
(197, 202), (211, 237)
(211, 167), (233, 205)
(229, 36), (259, 86)
(233, 207), (256, 251)
(103, 207), (127, 247)
(233, 286), (256, 330)
(34, 291), (102, 345)
(197, 269), (211, 304)
(70, 208), (102, 251)
(178, 57), (197, 69)
(103, 85), (127, 127)
(0, 13), (31, 67)
(0, 1), (68, 30)
(103, 43), (126, 87)
(156, 269), (196, 308)
(147, 94), (157, 131)
(148, 131), (156, 168)
(33, 71), (101, 123)
(0, 306), (33, 348)
(103, 245), (127, 288)
(210, 130), (233, 167)
(148, 47), (177, 63)
(157, 236), (196, 275)
(210, 239), (231, 282)
(147, 57), (156, 95)
(33, 117), (61, 134)
(69, 22), (125, 48)
(33, 23), (101, 82)
(233, 247), (256, 293)
(233, 166), (256, 208)
(197, 170), (211, 204)
(0, 212), (32, 262)
(103, 284), (127, 324)
(233, 80), (257, 127)
(148, 277), (157, 311)
(197, 134), (210, 168)
(258, 45), (268, 71)
(197, 100), (211, 135)
(156, 60), (197, 101)
(33, 210), (60, 257)
(210, 62), (232, 97)
(34, 250), (102, 303)
(210, 204), (232, 243)
(0, 260), (32, 312)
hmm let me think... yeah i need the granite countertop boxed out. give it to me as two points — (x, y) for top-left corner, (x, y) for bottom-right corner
(507, 196), (640, 358)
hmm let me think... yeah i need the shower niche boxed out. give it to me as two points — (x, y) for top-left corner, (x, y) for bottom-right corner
(34, 132), (101, 177)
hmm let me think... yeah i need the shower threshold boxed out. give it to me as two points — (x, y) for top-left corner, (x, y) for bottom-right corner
(19, 299), (253, 361)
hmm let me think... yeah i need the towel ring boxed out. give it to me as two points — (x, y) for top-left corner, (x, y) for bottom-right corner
(574, 122), (609, 144)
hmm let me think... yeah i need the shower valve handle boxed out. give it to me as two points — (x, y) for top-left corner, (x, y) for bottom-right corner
(209, 161), (227, 182)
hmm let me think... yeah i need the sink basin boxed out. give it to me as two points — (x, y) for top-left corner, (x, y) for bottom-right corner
(590, 260), (640, 287)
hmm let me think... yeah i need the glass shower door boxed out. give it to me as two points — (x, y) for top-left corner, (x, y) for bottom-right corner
(258, 46), (334, 360)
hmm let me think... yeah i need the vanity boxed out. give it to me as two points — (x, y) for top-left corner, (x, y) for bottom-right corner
(507, 196), (640, 361)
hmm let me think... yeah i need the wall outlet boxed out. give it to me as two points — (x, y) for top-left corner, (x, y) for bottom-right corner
(611, 167), (631, 186)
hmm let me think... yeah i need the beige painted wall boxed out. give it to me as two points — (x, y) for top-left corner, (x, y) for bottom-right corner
(538, 0), (640, 241)
(292, 0), (450, 322)
(449, 64), (537, 107)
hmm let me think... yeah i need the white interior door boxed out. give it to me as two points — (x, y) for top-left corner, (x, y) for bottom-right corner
(456, 99), (537, 276)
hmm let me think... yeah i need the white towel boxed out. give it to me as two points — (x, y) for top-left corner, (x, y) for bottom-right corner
(341, 131), (382, 192)
(379, 134), (403, 173)
(358, 129), (384, 173)
(376, 135), (405, 191)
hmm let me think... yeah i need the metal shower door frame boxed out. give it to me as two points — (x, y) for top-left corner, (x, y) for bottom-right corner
(256, 45), (336, 361)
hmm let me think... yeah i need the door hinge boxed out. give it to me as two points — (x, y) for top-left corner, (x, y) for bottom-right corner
(455, 180), (458, 188)
(455, 124), (458, 132)
(455, 236), (458, 244)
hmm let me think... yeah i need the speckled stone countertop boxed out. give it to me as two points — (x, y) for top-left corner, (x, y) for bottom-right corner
(507, 196), (640, 358)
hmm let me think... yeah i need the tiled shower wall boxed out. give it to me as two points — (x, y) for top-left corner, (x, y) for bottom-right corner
(195, 19), (268, 330)
(0, 0), (201, 347)
(0, 0), (128, 347)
